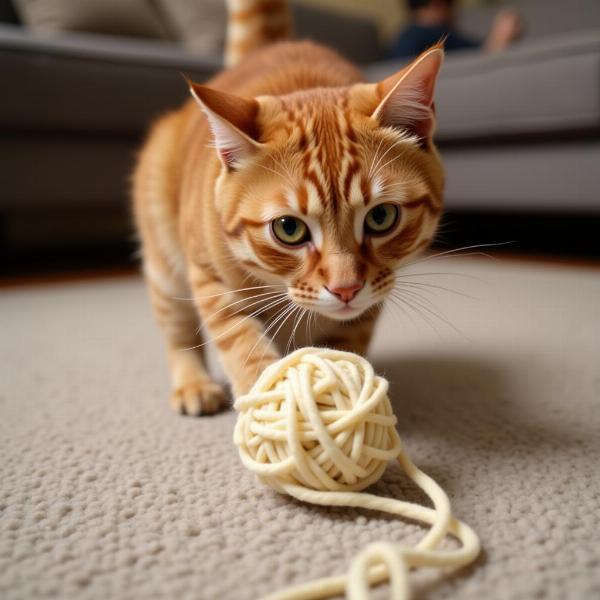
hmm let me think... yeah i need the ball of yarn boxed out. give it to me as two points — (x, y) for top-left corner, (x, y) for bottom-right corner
(233, 347), (481, 600)
(233, 347), (402, 494)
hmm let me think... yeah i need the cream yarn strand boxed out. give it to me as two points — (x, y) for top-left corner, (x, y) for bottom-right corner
(234, 347), (480, 600)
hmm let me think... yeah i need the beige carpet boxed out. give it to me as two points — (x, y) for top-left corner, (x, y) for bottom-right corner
(1, 257), (599, 600)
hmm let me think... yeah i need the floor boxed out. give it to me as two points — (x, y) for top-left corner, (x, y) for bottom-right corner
(1, 256), (599, 600)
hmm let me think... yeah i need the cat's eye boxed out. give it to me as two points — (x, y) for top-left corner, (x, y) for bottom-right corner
(271, 216), (310, 246)
(364, 203), (399, 235)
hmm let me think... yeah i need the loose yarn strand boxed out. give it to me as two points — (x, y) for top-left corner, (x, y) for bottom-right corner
(234, 347), (480, 600)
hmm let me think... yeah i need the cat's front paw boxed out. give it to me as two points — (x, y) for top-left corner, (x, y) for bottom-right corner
(170, 381), (227, 416)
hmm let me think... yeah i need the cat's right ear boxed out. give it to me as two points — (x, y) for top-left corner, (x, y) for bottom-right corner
(188, 81), (263, 169)
(354, 45), (444, 140)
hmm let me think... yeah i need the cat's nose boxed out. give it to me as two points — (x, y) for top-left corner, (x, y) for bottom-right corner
(327, 282), (364, 303)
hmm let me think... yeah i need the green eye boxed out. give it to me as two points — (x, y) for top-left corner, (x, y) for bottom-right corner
(272, 216), (310, 246)
(364, 203), (399, 235)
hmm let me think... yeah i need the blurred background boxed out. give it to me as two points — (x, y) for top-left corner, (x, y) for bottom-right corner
(1, 0), (599, 280)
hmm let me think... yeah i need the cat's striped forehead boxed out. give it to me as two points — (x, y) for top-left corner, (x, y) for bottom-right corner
(262, 90), (380, 217)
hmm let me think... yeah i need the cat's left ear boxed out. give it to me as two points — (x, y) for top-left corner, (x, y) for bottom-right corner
(367, 45), (444, 140)
(188, 81), (263, 169)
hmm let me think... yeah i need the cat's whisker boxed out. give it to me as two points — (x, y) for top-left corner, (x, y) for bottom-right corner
(410, 296), (454, 338)
(394, 287), (439, 315)
(374, 189), (405, 200)
(309, 310), (318, 345)
(367, 137), (386, 180)
(199, 291), (289, 330)
(376, 174), (421, 191)
(242, 299), (296, 372)
(394, 280), (476, 300)
(394, 270), (485, 283)
(371, 151), (404, 183)
(385, 295), (417, 330)
(377, 180), (413, 190)
(258, 301), (300, 365)
(202, 293), (289, 345)
(388, 294), (444, 340)
(286, 306), (307, 355)
(183, 294), (290, 351)
(241, 309), (283, 372)
(385, 295), (419, 334)
(396, 295), (438, 338)
(256, 162), (295, 188)
(304, 305), (311, 345)
(282, 304), (301, 356)
(301, 305), (317, 346)
(190, 283), (285, 301)
(391, 288), (469, 341)
(271, 154), (297, 186)
(171, 282), (283, 302)
(401, 241), (513, 270)
(270, 300), (298, 339)
(369, 136), (406, 182)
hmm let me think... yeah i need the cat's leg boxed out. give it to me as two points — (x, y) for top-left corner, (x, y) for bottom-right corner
(188, 263), (281, 398)
(133, 113), (225, 415)
(144, 254), (226, 415)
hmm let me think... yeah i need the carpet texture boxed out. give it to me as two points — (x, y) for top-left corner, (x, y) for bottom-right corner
(1, 257), (599, 600)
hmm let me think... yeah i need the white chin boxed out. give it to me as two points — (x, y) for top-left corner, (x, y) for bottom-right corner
(320, 305), (367, 322)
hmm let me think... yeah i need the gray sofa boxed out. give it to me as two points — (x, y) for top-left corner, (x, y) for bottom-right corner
(1, 0), (598, 254)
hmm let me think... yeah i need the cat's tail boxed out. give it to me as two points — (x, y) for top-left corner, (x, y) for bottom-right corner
(225, 0), (292, 68)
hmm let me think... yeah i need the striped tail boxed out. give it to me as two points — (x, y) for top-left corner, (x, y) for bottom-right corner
(225, 0), (292, 68)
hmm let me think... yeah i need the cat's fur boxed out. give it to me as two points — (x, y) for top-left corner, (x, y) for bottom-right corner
(132, 0), (445, 415)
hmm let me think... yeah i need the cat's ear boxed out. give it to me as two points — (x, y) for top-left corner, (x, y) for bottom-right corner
(188, 81), (262, 169)
(369, 45), (444, 139)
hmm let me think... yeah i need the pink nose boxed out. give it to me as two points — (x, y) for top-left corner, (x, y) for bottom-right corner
(327, 282), (363, 303)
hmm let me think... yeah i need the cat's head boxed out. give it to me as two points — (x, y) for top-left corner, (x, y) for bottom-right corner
(190, 46), (444, 322)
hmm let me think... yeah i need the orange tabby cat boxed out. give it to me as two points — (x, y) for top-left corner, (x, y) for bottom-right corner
(133, 0), (444, 415)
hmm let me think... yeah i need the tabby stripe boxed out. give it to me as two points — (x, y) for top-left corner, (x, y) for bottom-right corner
(360, 177), (372, 206)
(413, 237), (433, 253)
(341, 163), (356, 203)
(403, 196), (442, 216)
(231, 0), (287, 22)
(251, 241), (299, 274)
(306, 170), (327, 209)
(297, 184), (309, 214)
(226, 217), (264, 237)
(304, 247), (321, 275)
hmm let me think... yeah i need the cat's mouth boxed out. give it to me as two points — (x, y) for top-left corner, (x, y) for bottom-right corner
(310, 302), (368, 322)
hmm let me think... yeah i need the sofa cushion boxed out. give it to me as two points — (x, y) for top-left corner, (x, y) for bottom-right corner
(366, 31), (600, 142)
(13, 0), (174, 40)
